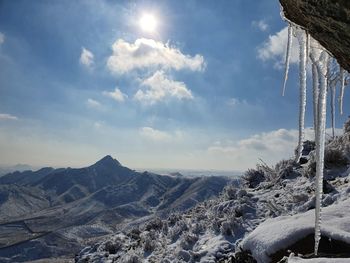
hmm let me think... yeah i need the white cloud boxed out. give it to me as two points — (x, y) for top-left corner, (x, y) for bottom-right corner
(207, 127), (342, 168)
(0, 32), (5, 45)
(134, 70), (193, 104)
(227, 98), (251, 108)
(252, 20), (269, 32)
(107, 38), (205, 74)
(80, 47), (94, 68)
(139, 126), (185, 142)
(257, 26), (299, 68)
(103, 87), (127, 102)
(93, 121), (104, 129)
(0, 113), (18, 121)
(86, 98), (101, 108)
(139, 127), (172, 141)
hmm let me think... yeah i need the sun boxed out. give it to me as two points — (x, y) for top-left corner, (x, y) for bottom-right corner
(139, 14), (157, 32)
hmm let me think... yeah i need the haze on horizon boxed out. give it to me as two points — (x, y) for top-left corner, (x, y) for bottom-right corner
(0, 0), (348, 171)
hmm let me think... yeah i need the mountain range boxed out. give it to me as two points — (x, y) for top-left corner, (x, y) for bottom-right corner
(0, 155), (233, 262)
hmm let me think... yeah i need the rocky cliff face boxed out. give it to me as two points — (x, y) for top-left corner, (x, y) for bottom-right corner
(279, 0), (350, 72)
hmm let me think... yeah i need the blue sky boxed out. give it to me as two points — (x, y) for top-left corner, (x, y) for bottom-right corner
(0, 0), (348, 170)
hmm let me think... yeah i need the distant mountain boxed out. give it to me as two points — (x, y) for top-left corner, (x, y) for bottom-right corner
(0, 164), (34, 177)
(0, 155), (232, 262)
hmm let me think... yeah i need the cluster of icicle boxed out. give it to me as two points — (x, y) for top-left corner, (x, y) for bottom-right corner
(282, 22), (348, 255)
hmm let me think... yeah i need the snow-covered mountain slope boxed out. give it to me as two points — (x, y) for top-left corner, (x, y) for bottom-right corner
(75, 126), (350, 263)
(0, 156), (231, 262)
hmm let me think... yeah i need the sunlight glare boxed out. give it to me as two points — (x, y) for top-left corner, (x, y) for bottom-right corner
(139, 14), (157, 32)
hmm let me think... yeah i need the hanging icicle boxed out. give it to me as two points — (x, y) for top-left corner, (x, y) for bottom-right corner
(339, 68), (345, 115)
(282, 23), (293, 96)
(311, 60), (319, 137)
(330, 82), (336, 139)
(279, 6), (349, 255)
(310, 46), (321, 138)
(314, 50), (330, 256)
(295, 28), (307, 162)
(306, 31), (310, 64)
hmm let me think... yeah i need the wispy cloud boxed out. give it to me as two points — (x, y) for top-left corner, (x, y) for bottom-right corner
(0, 113), (18, 121)
(139, 127), (172, 141)
(107, 38), (205, 74)
(86, 98), (101, 109)
(0, 32), (5, 45)
(93, 121), (104, 129)
(80, 47), (94, 68)
(139, 126), (184, 142)
(257, 26), (299, 68)
(134, 71), (193, 104)
(103, 87), (127, 102)
(208, 128), (342, 168)
(252, 19), (269, 32)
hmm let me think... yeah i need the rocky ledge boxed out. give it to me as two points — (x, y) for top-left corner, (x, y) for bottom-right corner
(279, 0), (350, 72)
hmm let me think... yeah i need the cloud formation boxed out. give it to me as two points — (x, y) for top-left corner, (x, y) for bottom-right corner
(208, 127), (342, 168)
(0, 113), (18, 121)
(257, 26), (299, 68)
(80, 47), (94, 68)
(103, 87), (127, 102)
(252, 19), (269, 32)
(86, 98), (101, 108)
(0, 32), (5, 45)
(134, 71), (193, 104)
(107, 38), (205, 74)
(139, 127), (172, 141)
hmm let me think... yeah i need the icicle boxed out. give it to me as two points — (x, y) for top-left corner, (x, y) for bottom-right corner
(312, 62), (319, 136)
(295, 28), (307, 162)
(314, 51), (329, 256)
(310, 48), (320, 137)
(282, 23), (293, 96)
(306, 32), (310, 64)
(339, 68), (345, 115)
(330, 82), (336, 138)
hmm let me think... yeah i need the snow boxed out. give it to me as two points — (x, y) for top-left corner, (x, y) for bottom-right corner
(288, 255), (350, 263)
(241, 198), (350, 263)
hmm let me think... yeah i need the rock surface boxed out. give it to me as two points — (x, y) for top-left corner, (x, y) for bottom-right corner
(279, 0), (350, 72)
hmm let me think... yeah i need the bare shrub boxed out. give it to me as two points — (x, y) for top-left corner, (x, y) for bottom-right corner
(179, 233), (198, 250)
(103, 240), (121, 254)
(242, 168), (265, 188)
(123, 251), (142, 263)
(275, 159), (299, 179)
(223, 184), (237, 200)
(141, 230), (157, 252)
(145, 217), (163, 231)
(344, 117), (350, 133)
(324, 147), (349, 168)
(167, 213), (182, 226)
(168, 220), (188, 242)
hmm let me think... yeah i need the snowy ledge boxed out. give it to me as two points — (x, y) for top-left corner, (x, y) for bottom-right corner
(288, 255), (350, 263)
(241, 198), (350, 263)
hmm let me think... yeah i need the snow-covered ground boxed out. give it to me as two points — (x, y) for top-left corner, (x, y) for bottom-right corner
(74, 125), (350, 262)
(75, 124), (350, 263)
(242, 197), (350, 262)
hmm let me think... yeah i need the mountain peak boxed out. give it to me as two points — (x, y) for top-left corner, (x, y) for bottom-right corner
(93, 155), (121, 168)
